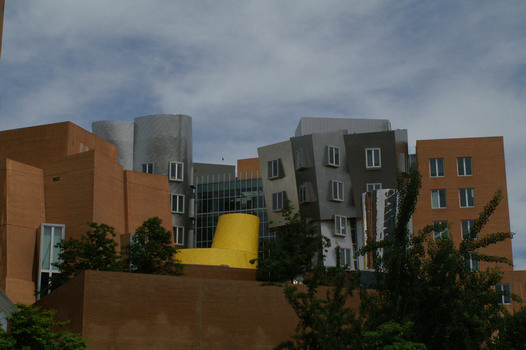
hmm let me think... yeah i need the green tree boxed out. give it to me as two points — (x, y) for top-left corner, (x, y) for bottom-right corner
(254, 203), (329, 283)
(489, 306), (526, 350)
(361, 321), (426, 350)
(0, 303), (86, 349)
(48, 222), (123, 294)
(124, 217), (183, 275)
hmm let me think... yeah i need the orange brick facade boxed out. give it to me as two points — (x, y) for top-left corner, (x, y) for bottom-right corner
(414, 137), (513, 271)
(0, 122), (173, 304)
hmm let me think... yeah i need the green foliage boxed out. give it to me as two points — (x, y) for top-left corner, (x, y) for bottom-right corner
(47, 222), (123, 294)
(124, 217), (183, 275)
(361, 321), (426, 350)
(254, 203), (329, 283)
(0, 303), (86, 349)
(489, 306), (526, 350)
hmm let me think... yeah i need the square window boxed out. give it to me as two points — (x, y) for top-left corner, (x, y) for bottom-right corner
(433, 221), (448, 240)
(457, 157), (473, 176)
(331, 180), (344, 201)
(461, 220), (476, 240)
(173, 226), (184, 245)
(429, 158), (445, 177)
(171, 194), (185, 213)
(365, 148), (381, 168)
(465, 252), (479, 271)
(366, 183), (382, 192)
(169, 162), (184, 181)
(459, 188), (475, 208)
(268, 159), (281, 179)
(272, 191), (285, 211)
(142, 163), (154, 174)
(496, 284), (511, 304)
(334, 215), (347, 236)
(431, 189), (447, 208)
(328, 146), (340, 167)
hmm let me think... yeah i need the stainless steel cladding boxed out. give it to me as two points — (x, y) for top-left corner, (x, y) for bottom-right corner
(92, 121), (134, 170)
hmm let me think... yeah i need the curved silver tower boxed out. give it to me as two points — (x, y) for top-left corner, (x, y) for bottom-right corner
(92, 121), (134, 170)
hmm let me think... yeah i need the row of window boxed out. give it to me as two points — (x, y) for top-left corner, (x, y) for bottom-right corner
(431, 188), (475, 208)
(432, 219), (476, 240)
(429, 157), (472, 177)
(142, 162), (184, 181)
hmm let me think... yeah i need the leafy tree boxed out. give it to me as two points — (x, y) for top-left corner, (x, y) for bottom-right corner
(46, 222), (123, 294)
(489, 306), (526, 350)
(124, 217), (183, 275)
(0, 303), (86, 349)
(254, 203), (329, 283)
(361, 321), (426, 350)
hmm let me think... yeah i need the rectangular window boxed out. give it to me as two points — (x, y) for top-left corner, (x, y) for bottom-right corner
(295, 149), (306, 169)
(39, 224), (65, 297)
(171, 194), (185, 213)
(496, 283), (512, 304)
(366, 183), (382, 192)
(459, 188), (475, 208)
(298, 184), (309, 203)
(268, 159), (280, 179)
(328, 146), (340, 167)
(457, 157), (473, 176)
(169, 162), (184, 181)
(338, 247), (352, 268)
(142, 163), (154, 174)
(461, 219), (476, 240)
(429, 158), (445, 177)
(334, 215), (348, 236)
(331, 180), (344, 201)
(350, 219), (358, 270)
(431, 189), (447, 208)
(173, 226), (184, 246)
(433, 221), (448, 240)
(465, 252), (480, 271)
(365, 148), (381, 168)
(272, 191), (285, 211)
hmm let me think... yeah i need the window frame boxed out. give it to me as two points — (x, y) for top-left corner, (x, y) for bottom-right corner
(459, 188), (475, 208)
(298, 184), (308, 204)
(457, 157), (473, 176)
(328, 146), (341, 167)
(465, 252), (480, 271)
(142, 162), (154, 174)
(173, 226), (184, 246)
(169, 161), (184, 181)
(295, 149), (306, 170)
(461, 219), (476, 240)
(429, 158), (445, 177)
(334, 215), (348, 236)
(496, 283), (512, 305)
(268, 159), (280, 179)
(366, 183), (382, 192)
(365, 148), (381, 169)
(331, 180), (344, 202)
(337, 247), (352, 269)
(433, 221), (449, 240)
(272, 191), (285, 211)
(38, 223), (65, 297)
(431, 189), (447, 209)
(171, 194), (185, 214)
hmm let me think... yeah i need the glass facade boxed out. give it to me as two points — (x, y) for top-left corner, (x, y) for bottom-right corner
(194, 173), (270, 248)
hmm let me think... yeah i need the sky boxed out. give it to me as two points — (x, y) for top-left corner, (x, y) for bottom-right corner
(1, 1), (526, 267)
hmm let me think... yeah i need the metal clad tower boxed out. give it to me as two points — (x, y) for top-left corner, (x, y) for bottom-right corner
(92, 121), (134, 170)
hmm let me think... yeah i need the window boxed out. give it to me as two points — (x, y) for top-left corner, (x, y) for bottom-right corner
(496, 284), (511, 304)
(173, 226), (184, 246)
(39, 224), (65, 296)
(169, 162), (184, 181)
(272, 191), (285, 211)
(431, 189), (447, 208)
(334, 215), (348, 236)
(298, 184), (310, 203)
(331, 180), (344, 201)
(365, 148), (381, 168)
(457, 157), (473, 176)
(429, 158), (445, 177)
(328, 146), (340, 167)
(459, 188), (475, 208)
(350, 219), (358, 270)
(366, 183), (382, 192)
(295, 149), (306, 169)
(142, 163), (154, 174)
(338, 247), (352, 268)
(433, 221), (449, 240)
(268, 159), (281, 179)
(465, 252), (480, 271)
(461, 219), (476, 240)
(171, 194), (185, 213)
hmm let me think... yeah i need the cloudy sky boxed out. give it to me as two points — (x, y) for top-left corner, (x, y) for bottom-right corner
(1, 1), (526, 267)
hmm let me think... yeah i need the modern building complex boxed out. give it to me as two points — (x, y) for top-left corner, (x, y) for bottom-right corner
(258, 118), (408, 269)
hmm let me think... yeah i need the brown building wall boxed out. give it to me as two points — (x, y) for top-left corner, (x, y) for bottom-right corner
(414, 137), (513, 271)
(502, 270), (526, 313)
(0, 159), (45, 304)
(237, 158), (261, 179)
